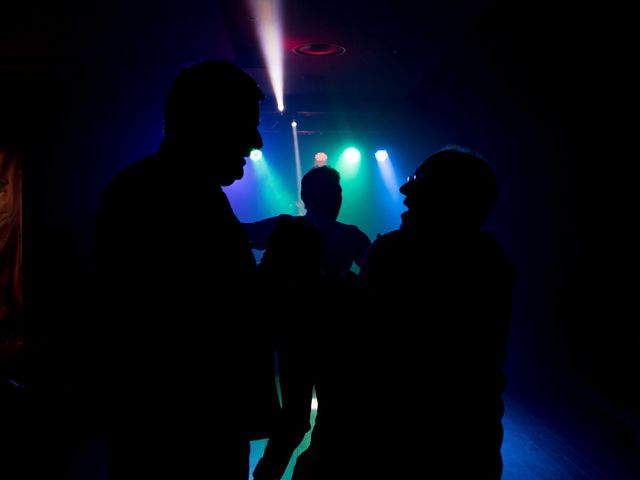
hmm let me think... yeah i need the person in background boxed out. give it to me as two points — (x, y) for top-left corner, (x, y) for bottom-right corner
(244, 165), (371, 279)
(252, 215), (362, 480)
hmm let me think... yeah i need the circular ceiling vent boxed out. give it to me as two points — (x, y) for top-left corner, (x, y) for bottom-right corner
(293, 42), (346, 56)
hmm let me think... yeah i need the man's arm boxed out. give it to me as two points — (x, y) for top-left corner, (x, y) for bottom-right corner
(243, 215), (292, 250)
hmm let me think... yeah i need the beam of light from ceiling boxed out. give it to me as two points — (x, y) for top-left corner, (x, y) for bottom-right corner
(291, 120), (304, 215)
(225, 148), (295, 221)
(375, 149), (401, 203)
(248, 0), (285, 112)
(251, 151), (297, 216)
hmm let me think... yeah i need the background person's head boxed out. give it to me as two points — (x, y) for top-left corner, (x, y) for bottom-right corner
(400, 146), (497, 233)
(163, 60), (264, 185)
(300, 165), (342, 223)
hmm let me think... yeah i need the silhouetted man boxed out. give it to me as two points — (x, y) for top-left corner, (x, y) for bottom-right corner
(244, 165), (371, 279)
(359, 146), (516, 479)
(95, 60), (278, 479)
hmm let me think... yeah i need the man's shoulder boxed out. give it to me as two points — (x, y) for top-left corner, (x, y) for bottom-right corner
(103, 153), (161, 195)
(98, 153), (168, 222)
(334, 221), (371, 243)
(371, 229), (421, 262)
(254, 213), (294, 227)
(373, 229), (403, 246)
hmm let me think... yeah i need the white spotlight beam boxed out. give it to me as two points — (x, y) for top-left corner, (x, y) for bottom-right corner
(377, 153), (401, 203)
(249, 0), (285, 112)
(291, 120), (304, 215)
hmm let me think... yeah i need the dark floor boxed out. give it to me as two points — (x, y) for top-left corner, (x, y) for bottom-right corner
(249, 372), (640, 480)
(2, 361), (639, 479)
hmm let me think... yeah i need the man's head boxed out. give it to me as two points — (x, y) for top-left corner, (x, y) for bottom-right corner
(300, 165), (342, 222)
(163, 60), (264, 185)
(400, 146), (497, 232)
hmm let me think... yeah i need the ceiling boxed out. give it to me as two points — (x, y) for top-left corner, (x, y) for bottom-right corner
(219, 0), (497, 105)
(1, 0), (607, 145)
(1, 1), (529, 123)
